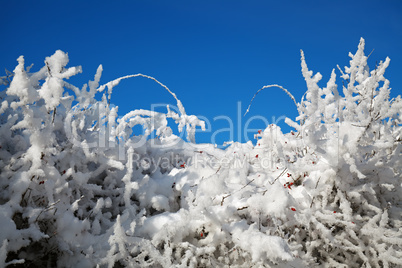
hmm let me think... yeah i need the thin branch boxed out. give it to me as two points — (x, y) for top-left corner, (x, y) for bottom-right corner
(221, 194), (231, 206)
(268, 168), (288, 185)
(367, 48), (375, 59)
(240, 178), (255, 191)
(221, 179), (255, 206)
(310, 177), (321, 208)
(45, 61), (52, 77)
(5, 68), (14, 83)
(351, 124), (366, 128)
(215, 165), (222, 174)
(244, 84), (297, 116)
(97, 73), (186, 115)
(315, 176), (321, 189)
(35, 200), (60, 222)
(52, 108), (56, 124)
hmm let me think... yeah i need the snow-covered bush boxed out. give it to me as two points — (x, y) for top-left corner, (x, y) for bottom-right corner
(285, 38), (402, 267)
(0, 38), (401, 267)
(0, 51), (207, 267)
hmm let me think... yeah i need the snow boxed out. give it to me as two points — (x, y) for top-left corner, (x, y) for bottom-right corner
(0, 38), (401, 267)
(140, 211), (183, 239)
(229, 221), (293, 262)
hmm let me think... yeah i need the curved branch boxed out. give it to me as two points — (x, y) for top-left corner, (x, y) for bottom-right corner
(244, 84), (297, 116)
(97, 73), (186, 115)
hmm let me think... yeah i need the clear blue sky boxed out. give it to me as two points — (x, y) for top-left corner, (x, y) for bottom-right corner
(1, 0), (401, 146)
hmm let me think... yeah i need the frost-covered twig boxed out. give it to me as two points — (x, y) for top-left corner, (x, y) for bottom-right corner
(97, 73), (187, 115)
(244, 84), (297, 116)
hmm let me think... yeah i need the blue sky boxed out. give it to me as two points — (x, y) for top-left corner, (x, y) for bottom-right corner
(1, 0), (402, 146)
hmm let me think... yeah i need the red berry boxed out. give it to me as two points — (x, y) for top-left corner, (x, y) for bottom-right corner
(258, 130), (262, 134)
(180, 163), (185, 168)
(333, 211), (336, 213)
(39, 181), (44, 185)
(200, 233), (203, 237)
(255, 154), (258, 158)
(291, 208), (296, 211)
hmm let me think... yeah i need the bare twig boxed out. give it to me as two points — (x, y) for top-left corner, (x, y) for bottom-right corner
(240, 178), (255, 190)
(221, 179), (255, 206)
(221, 194), (231, 206)
(52, 108), (56, 124)
(367, 48), (375, 59)
(315, 176), (321, 189)
(5, 68), (14, 83)
(269, 168), (288, 185)
(215, 165), (222, 174)
(351, 124), (366, 128)
(310, 177), (321, 208)
(35, 200), (60, 222)
(20, 188), (32, 207)
(45, 61), (52, 77)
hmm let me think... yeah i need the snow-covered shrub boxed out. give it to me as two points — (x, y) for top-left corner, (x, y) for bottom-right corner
(0, 38), (401, 268)
(0, 51), (207, 267)
(282, 38), (402, 267)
